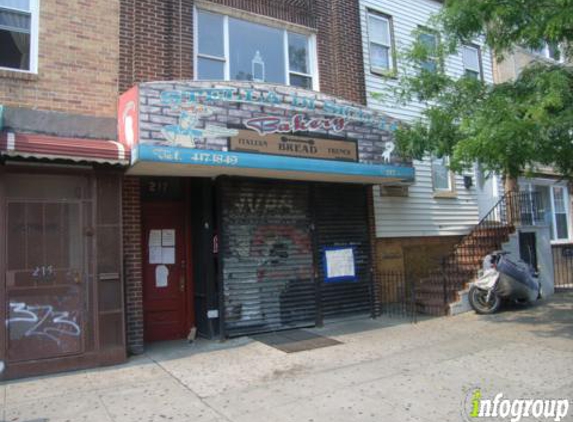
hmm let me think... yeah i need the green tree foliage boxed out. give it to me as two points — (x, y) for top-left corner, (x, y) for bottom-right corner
(394, 0), (573, 181)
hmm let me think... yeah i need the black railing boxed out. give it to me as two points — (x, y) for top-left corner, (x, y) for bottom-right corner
(374, 192), (543, 319)
(553, 243), (573, 290)
(374, 272), (417, 322)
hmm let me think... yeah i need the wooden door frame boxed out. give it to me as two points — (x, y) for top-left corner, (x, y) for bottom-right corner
(140, 184), (195, 341)
(0, 165), (6, 371)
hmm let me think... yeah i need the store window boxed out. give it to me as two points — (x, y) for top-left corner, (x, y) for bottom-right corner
(367, 10), (394, 74)
(196, 9), (316, 89)
(462, 45), (482, 80)
(523, 182), (571, 241)
(417, 29), (439, 72)
(0, 0), (38, 72)
(431, 156), (453, 192)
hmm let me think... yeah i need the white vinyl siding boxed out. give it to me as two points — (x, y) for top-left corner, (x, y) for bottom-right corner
(360, 0), (493, 238)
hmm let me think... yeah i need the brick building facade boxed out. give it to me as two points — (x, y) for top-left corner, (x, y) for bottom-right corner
(119, 0), (366, 103)
(117, 0), (413, 353)
(0, 0), (126, 379)
(0, 0), (119, 117)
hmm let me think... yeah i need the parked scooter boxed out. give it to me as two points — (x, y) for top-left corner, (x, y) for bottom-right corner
(468, 251), (542, 314)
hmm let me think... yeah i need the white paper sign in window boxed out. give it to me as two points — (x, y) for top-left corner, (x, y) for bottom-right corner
(324, 247), (356, 282)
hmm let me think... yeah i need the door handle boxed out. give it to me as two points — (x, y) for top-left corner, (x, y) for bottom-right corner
(179, 260), (186, 292)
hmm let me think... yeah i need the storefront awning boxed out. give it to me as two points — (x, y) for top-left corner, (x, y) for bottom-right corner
(118, 81), (416, 185)
(129, 144), (415, 184)
(0, 132), (129, 165)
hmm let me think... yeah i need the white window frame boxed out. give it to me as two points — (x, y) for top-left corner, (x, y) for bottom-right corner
(431, 156), (455, 193)
(418, 28), (440, 73)
(194, 7), (318, 91)
(0, 0), (39, 74)
(532, 42), (565, 63)
(462, 44), (482, 80)
(522, 180), (572, 243)
(366, 10), (394, 75)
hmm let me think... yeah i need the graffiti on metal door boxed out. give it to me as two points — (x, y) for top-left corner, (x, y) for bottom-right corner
(7, 302), (81, 346)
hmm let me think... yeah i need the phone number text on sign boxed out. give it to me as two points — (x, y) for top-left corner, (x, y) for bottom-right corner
(151, 148), (239, 166)
(189, 152), (239, 165)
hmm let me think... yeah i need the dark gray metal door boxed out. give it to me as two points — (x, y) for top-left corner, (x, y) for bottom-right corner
(314, 184), (373, 319)
(220, 179), (316, 336)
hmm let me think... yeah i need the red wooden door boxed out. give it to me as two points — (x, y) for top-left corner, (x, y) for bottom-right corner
(142, 203), (189, 342)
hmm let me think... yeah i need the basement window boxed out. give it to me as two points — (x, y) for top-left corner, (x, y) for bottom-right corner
(196, 9), (317, 90)
(0, 0), (38, 73)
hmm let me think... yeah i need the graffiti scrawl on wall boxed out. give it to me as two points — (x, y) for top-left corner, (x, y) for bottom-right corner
(7, 302), (81, 346)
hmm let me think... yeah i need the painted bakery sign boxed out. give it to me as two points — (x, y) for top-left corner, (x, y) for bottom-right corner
(118, 81), (409, 169)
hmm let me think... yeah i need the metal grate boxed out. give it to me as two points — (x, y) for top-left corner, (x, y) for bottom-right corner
(553, 243), (573, 290)
(314, 184), (373, 321)
(252, 329), (341, 353)
(220, 179), (316, 337)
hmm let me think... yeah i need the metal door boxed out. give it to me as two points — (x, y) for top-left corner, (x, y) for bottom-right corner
(220, 179), (316, 336)
(142, 203), (189, 342)
(5, 175), (89, 362)
(314, 184), (373, 319)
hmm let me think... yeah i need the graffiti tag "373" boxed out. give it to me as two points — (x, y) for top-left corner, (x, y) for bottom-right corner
(7, 302), (81, 346)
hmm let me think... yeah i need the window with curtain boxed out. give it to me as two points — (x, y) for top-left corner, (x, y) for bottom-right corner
(0, 0), (35, 71)
(367, 11), (394, 74)
(196, 9), (315, 89)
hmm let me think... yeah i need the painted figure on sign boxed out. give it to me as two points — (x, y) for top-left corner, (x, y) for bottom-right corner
(161, 105), (239, 148)
(382, 141), (395, 163)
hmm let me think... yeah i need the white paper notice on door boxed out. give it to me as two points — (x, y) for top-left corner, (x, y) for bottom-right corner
(161, 247), (175, 264)
(324, 247), (356, 281)
(162, 229), (175, 246)
(155, 265), (169, 288)
(149, 230), (162, 247)
(149, 246), (163, 264)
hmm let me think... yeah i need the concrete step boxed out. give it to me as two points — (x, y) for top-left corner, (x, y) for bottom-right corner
(449, 287), (472, 315)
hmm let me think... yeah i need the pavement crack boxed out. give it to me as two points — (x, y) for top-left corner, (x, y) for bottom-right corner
(144, 352), (234, 422)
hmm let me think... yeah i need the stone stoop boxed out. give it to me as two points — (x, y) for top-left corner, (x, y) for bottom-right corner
(446, 231), (521, 316)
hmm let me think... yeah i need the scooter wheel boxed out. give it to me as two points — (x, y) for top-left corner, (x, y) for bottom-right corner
(469, 285), (501, 314)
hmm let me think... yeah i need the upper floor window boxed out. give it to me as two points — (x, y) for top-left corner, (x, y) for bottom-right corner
(0, 0), (38, 72)
(418, 29), (439, 72)
(462, 45), (482, 80)
(366, 10), (394, 74)
(532, 41), (564, 63)
(196, 9), (316, 90)
(431, 156), (454, 192)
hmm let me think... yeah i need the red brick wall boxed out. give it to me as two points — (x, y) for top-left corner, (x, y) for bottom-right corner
(119, 0), (366, 104)
(0, 0), (119, 117)
(122, 177), (144, 354)
(119, 0), (367, 351)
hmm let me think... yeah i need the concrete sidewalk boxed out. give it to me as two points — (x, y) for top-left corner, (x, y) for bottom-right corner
(1, 293), (572, 422)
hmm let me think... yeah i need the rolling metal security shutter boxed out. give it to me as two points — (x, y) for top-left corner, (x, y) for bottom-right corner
(220, 179), (316, 336)
(314, 184), (373, 319)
